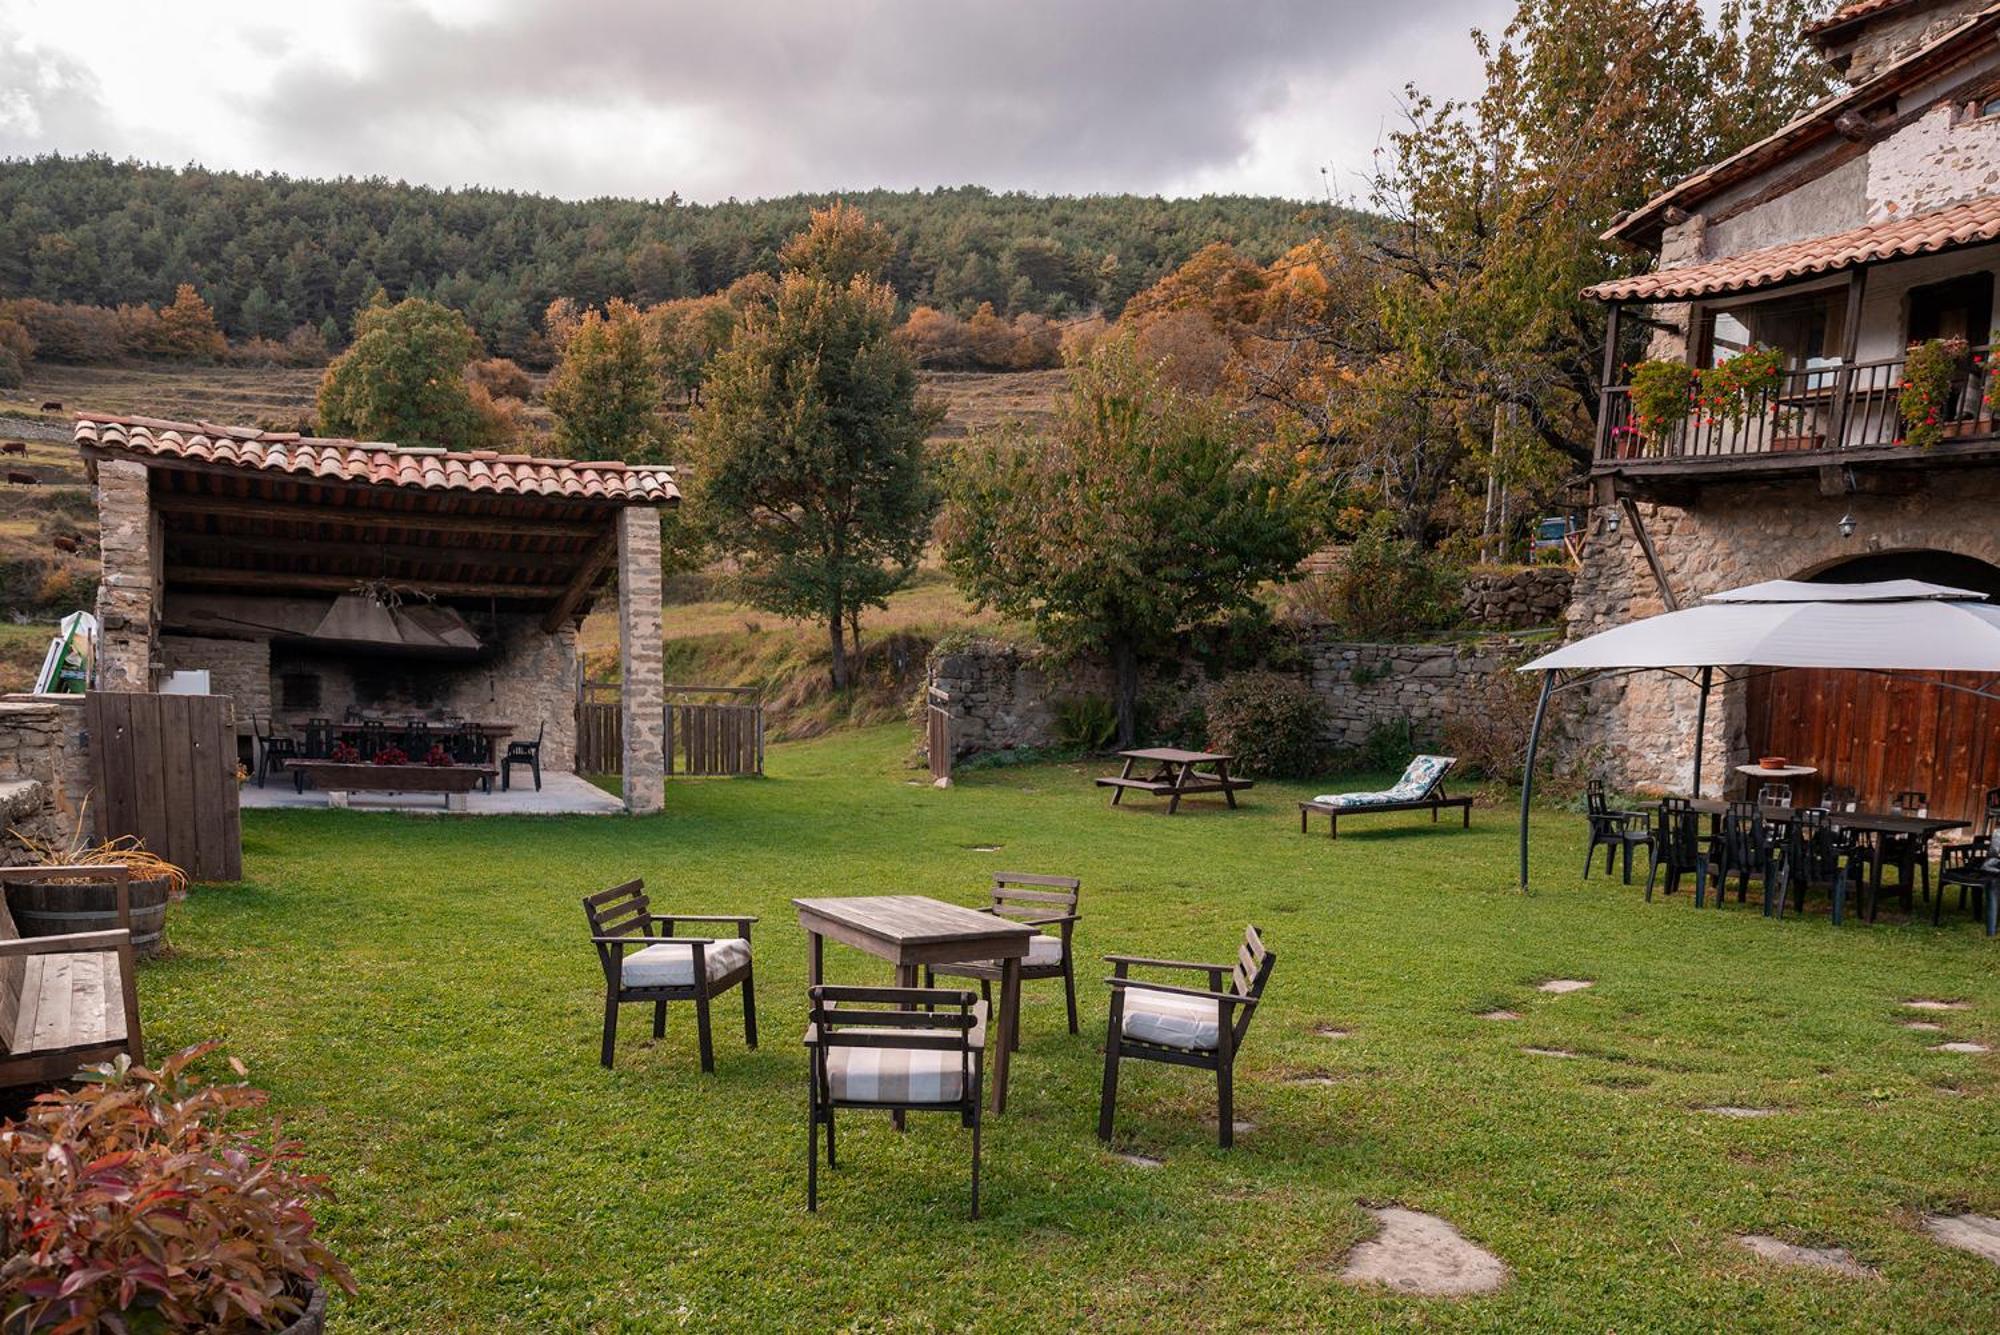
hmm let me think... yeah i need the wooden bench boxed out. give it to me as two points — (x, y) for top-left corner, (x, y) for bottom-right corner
(1298, 794), (1473, 838)
(290, 760), (498, 810)
(1, 865), (145, 1090)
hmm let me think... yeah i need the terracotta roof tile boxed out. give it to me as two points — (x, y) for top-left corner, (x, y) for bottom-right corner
(1586, 194), (2000, 301)
(1807, 0), (1922, 37)
(73, 414), (679, 505)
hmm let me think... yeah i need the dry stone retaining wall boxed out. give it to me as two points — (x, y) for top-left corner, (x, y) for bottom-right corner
(1459, 567), (1573, 630)
(0, 695), (91, 865)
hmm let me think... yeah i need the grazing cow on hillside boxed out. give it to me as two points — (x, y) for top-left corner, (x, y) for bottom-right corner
(52, 534), (81, 554)
(39, 401), (62, 412)
(6, 471), (38, 486)
(0, 441), (25, 456)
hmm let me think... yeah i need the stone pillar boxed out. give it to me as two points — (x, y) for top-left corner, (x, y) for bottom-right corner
(616, 506), (666, 814)
(1645, 214), (1708, 363)
(94, 457), (160, 693)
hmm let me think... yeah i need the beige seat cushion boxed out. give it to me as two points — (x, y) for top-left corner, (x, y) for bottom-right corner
(621, 937), (751, 989)
(940, 933), (1066, 973)
(824, 1034), (968, 1104)
(1121, 988), (1223, 1051)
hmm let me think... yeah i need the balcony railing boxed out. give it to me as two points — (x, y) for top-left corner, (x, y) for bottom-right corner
(1595, 346), (1998, 467)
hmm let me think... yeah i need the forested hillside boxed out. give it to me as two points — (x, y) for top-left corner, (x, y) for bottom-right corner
(0, 156), (1348, 362)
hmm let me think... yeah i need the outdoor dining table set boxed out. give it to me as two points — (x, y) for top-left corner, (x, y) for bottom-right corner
(1601, 790), (1995, 933)
(582, 875), (1275, 1219)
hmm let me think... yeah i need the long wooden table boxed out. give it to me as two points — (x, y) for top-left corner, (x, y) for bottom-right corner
(288, 760), (498, 811)
(1096, 747), (1255, 813)
(793, 895), (1035, 1114)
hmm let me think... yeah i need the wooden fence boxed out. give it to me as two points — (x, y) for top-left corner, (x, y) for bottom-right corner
(668, 686), (763, 776)
(926, 687), (953, 785)
(572, 676), (763, 777)
(86, 690), (242, 882)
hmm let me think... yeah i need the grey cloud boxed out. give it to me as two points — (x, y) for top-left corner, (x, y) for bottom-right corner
(247, 0), (1499, 199)
(0, 23), (118, 159)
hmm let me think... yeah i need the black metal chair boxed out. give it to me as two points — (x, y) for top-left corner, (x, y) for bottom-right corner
(303, 718), (334, 760)
(358, 719), (387, 760)
(806, 984), (987, 1219)
(1646, 796), (1709, 903)
(404, 719), (433, 759)
(251, 716), (297, 788)
(503, 722), (544, 792)
(1584, 779), (1652, 884)
(1936, 838), (1997, 934)
(1710, 800), (1773, 906)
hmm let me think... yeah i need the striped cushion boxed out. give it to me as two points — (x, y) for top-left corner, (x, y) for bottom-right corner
(621, 937), (751, 988)
(1121, 989), (1223, 1050)
(825, 1032), (967, 1103)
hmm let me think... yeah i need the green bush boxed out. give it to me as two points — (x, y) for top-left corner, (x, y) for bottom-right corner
(1050, 695), (1118, 753)
(1200, 672), (1325, 778)
(1315, 514), (1463, 640)
(1357, 717), (1418, 773)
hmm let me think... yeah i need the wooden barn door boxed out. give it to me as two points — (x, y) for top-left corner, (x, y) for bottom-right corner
(1745, 669), (2000, 823)
(87, 691), (243, 882)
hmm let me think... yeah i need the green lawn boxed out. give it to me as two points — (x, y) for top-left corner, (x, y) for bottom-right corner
(143, 726), (1997, 1330)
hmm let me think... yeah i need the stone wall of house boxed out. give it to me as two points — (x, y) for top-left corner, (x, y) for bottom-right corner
(1562, 470), (2000, 793)
(927, 632), (1539, 761)
(1460, 567), (1573, 630)
(0, 695), (92, 865)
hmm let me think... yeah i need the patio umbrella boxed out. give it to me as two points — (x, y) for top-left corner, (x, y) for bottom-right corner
(1512, 579), (2000, 889)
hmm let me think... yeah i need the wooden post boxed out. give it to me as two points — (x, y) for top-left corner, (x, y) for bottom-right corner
(1620, 495), (1679, 612)
(1595, 302), (1623, 461)
(1826, 266), (1868, 449)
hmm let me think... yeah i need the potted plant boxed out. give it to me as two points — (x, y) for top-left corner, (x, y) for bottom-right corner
(1626, 359), (1695, 453)
(1697, 343), (1787, 426)
(4, 811), (188, 954)
(1898, 336), (1968, 448)
(0, 1043), (355, 1333)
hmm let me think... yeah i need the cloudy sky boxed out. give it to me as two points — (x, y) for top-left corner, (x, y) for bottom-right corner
(0, 0), (1508, 204)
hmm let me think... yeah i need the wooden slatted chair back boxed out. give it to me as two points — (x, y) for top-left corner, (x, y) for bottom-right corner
(1227, 924), (1274, 1042)
(988, 872), (1079, 922)
(0, 897), (21, 1056)
(584, 879), (652, 942)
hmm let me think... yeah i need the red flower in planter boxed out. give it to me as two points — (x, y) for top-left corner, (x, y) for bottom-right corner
(372, 746), (409, 767)
(423, 745), (455, 767)
(328, 741), (361, 764)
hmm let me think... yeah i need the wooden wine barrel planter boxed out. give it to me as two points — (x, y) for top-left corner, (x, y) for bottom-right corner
(277, 1285), (327, 1335)
(3, 873), (172, 958)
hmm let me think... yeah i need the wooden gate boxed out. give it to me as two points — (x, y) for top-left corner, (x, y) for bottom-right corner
(574, 701), (622, 774)
(86, 691), (242, 882)
(1746, 668), (2000, 824)
(926, 687), (953, 785)
(668, 686), (763, 776)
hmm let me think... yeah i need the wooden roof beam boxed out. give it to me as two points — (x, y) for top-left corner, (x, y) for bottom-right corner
(150, 492), (608, 539)
(540, 527), (619, 633)
(164, 531), (590, 576)
(165, 567), (569, 601)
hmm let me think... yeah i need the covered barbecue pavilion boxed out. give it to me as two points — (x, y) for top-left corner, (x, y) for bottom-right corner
(77, 414), (676, 813)
(1514, 579), (2000, 890)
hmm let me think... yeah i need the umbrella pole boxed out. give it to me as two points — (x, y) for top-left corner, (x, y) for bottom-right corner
(1519, 671), (1556, 892)
(1691, 665), (1712, 799)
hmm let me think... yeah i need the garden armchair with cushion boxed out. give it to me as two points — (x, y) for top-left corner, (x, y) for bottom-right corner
(1097, 925), (1273, 1149)
(1297, 754), (1470, 838)
(926, 872), (1081, 1044)
(583, 878), (757, 1072)
(805, 985), (988, 1218)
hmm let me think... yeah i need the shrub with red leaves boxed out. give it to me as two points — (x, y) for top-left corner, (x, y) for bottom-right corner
(422, 745), (454, 768)
(326, 741), (361, 764)
(370, 746), (409, 767)
(0, 1042), (355, 1332)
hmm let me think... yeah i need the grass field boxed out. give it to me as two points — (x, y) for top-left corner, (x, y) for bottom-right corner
(128, 725), (1999, 1330)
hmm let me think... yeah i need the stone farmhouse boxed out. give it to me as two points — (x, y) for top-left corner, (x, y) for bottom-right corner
(1572, 0), (2000, 822)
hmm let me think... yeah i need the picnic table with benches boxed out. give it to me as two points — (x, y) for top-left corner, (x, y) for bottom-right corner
(1096, 748), (1255, 813)
(289, 760), (499, 811)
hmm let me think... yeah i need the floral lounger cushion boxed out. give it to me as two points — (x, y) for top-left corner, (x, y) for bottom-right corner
(1312, 755), (1456, 809)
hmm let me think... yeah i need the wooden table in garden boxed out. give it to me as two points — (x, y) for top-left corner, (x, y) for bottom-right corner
(793, 895), (1036, 1114)
(1095, 748), (1255, 813)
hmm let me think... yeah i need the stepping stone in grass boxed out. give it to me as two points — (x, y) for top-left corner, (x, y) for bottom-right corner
(1339, 1206), (1511, 1297)
(1702, 1106), (1777, 1118)
(1902, 1021), (1945, 1032)
(1285, 1072), (1343, 1087)
(1113, 1151), (1164, 1169)
(1204, 1117), (1257, 1138)
(1538, 978), (1594, 994)
(1930, 1042), (1990, 1054)
(1737, 1235), (1874, 1279)
(1903, 999), (1970, 1011)
(1315, 1026), (1353, 1040)
(1922, 1214), (2000, 1267)
(1477, 1009), (1522, 1021)
(1522, 1046), (1578, 1059)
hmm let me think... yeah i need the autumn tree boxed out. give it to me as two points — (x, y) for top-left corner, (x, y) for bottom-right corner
(688, 218), (943, 691)
(155, 283), (227, 362)
(942, 337), (1318, 746)
(315, 297), (509, 449)
(778, 201), (896, 286)
(544, 299), (668, 462)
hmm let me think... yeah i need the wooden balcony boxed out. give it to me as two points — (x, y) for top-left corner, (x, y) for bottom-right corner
(1594, 347), (2000, 491)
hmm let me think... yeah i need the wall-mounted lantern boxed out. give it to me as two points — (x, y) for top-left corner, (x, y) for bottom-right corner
(1837, 512), (1856, 539)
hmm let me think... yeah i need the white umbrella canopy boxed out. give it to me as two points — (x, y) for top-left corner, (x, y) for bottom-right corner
(1521, 580), (2000, 674)
(1513, 578), (2000, 890)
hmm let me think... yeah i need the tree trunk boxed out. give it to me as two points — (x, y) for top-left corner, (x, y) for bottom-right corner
(827, 592), (848, 691)
(1112, 637), (1139, 749)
